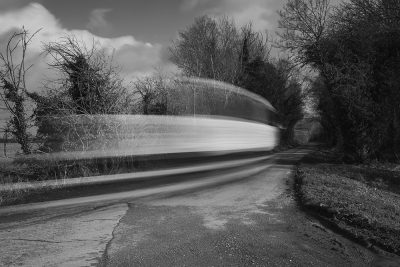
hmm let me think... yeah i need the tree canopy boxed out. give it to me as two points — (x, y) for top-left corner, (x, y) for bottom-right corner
(279, 0), (400, 160)
(171, 15), (304, 145)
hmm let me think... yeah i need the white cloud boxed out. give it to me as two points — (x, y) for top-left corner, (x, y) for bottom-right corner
(0, 3), (61, 40)
(229, 5), (273, 32)
(0, 3), (169, 92)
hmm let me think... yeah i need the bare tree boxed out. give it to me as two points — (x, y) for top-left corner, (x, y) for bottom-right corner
(171, 15), (303, 145)
(170, 16), (270, 85)
(278, 0), (332, 66)
(279, 0), (400, 160)
(277, 0), (347, 149)
(133, 75), (167, 115)
(39, 36), (132, 115)
(170, 16), (229, 81)
(0, 28), (39, 154)
(28, 35), (135, 152)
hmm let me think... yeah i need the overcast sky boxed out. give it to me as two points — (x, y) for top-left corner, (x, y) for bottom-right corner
(1, 0), (285, 43)
(0, 0), (288, 85)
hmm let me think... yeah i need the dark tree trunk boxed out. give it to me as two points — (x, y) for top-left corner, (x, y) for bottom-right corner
(334, 124), (343, 151)
(281, 120), (297, 145)
(393, 108), (400, 154)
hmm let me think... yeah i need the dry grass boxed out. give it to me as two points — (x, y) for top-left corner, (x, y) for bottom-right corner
(0, 154), (141, 206)
(296, 149), (400, 255)
(0, 181), (65, 207)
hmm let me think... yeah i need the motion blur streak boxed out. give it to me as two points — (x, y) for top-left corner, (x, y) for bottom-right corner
(1, 78), (280, 209)
(24, 77), (279, 162)
(26, 115), (279, 161)
(0, 163), (270, 215)
(1, 155), (272, 191)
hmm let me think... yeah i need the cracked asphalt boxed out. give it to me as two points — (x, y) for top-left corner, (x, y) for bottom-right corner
(1, 149), (399, 266)
(99, 163), (399, 266)
(0, 204), (128, 266)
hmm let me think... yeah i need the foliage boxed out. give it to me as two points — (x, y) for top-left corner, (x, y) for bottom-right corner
(306, 76), (337, 145)
(0, 29), (39, 154)
(171, 15), (304, 144)
(42, 36), (134, 114)
(28, 36), (135, 152)
(297, 147), (400, 254)
(279, 0), (400, 161)
(238, 56), (304, 144)
(133, 75), (168, 115)
(170, 15), (270, 85)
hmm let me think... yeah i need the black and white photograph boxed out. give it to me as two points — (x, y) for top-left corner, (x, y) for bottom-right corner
(0, 0), (399, 266)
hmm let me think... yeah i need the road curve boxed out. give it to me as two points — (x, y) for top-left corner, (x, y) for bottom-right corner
(100, 148), (399, 267)
(1, 148), (399, 266)
(0, 153), (273, 216)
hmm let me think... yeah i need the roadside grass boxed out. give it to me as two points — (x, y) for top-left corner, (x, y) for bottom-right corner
(0, 155), (142, 206)
(296, 148), (400, 255)
(0, 160), (72, 206)
(0, 180), (64, 207)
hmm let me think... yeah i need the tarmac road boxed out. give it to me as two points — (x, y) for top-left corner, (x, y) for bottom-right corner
(100, 152), (399, 266)
(1, 149), (399, 266)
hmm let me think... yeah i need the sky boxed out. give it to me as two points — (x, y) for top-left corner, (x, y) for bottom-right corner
(0, 0), (287, 88)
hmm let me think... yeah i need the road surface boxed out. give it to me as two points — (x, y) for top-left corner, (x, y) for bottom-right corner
(1, 148), (399, 266)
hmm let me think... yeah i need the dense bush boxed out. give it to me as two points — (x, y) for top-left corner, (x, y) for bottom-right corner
(279, 0), (400, 161)
(26, 36), (136, 152)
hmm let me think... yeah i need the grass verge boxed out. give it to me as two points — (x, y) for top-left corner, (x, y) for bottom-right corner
(0, 156), (141, 206)
(295, 148), (400, 255)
